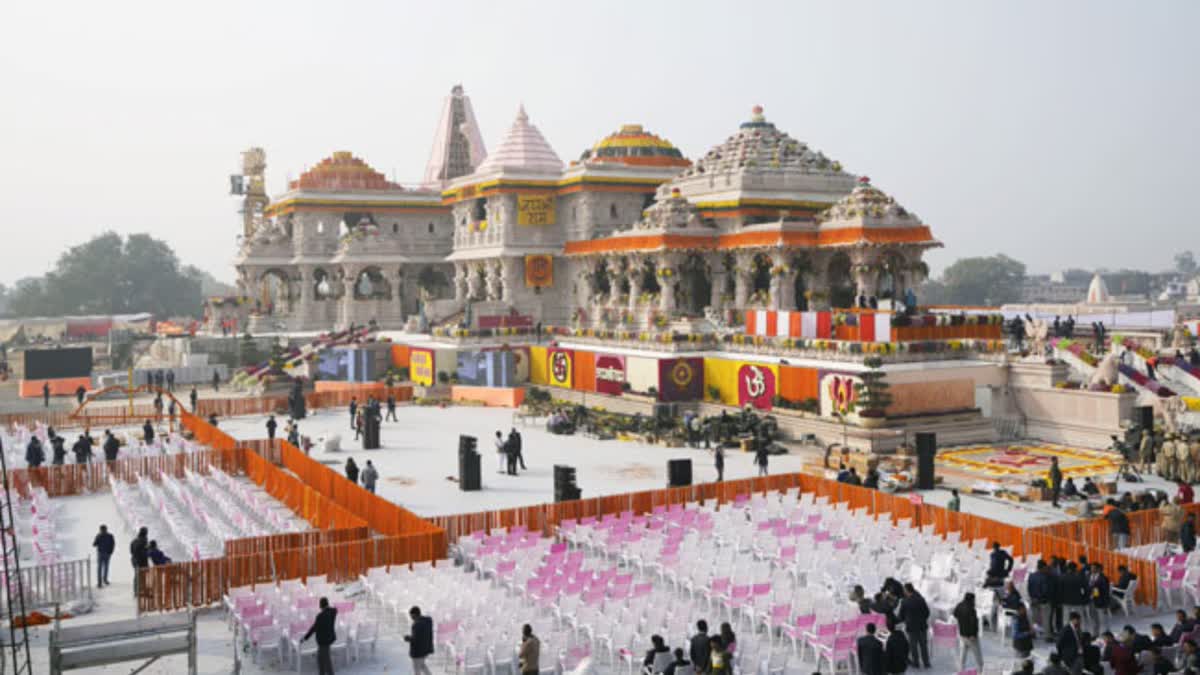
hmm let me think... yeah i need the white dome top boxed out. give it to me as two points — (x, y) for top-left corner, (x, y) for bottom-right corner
(1086, 273), (1111, 304)
(475, 105), (562, 174)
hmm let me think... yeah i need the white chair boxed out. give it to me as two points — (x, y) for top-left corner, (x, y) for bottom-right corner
(1112, 578), (1138, 617)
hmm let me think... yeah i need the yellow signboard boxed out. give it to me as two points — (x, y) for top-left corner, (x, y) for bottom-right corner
(411, 349), (434, 386)
(517, 194), (556, 226)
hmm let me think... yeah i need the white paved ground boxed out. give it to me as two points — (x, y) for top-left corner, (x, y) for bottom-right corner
(218, 406), (811, 517)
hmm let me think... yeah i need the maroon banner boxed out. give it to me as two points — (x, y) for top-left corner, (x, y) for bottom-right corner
(594, 354), (625, 396)
(737, 363), (775, 410)
(658, 357), (704, 402)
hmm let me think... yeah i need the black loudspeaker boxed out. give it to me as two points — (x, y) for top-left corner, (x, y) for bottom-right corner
(362, 411), (381, 449)
(653, 403), (676, 422)
(915, 432), (936, 490)
(458, 435), (481, 491)
(1137, 405), (1154, 429)
(554, 464), (581, 502)
(667, 459), (693, 488)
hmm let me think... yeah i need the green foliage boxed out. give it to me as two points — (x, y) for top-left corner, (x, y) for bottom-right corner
(938, 254), (1025, 306)
(854, 356), (892, 418)
(4, 232), (206, 318)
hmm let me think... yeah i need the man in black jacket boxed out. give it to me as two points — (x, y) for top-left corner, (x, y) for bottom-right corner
(302, 597), (338, 675)
(405, 606), (434, 675)
(986, 542), (1014, 586)
(884, 621), (909, 674)
(1183, 514), (1197, 553)
(1056, 612), (1084, 672)
(953, 593), (983, 671)
(130, 526), (149, 597)
(92, 525), (115, 587)
(899, 584), (931, 668)
(689, 620), (711, 674)
(857, 623), (885, 675)
(1106, 503), (1131, 549)
(103, 430), (120, 462)
(1028, 560), (1052, 637)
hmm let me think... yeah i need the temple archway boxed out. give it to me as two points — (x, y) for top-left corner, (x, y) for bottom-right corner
(259, 268), (291, 315)
(417, 267), (451, 300)
(878, 250), (907, 301)
(353, 267), (390, 300)
(312, 268), (331, 300)
(827, 252), (855, 309)
(679, 254), (711, 315)
(591, 259), (612, 300)
(791, 253), (814, 311)
(750, 253), (772, 305)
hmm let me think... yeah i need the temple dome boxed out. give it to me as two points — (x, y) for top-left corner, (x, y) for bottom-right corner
(680, 105), (848, 179)
(816, 177), (922, 227)
(289, 152), (404, 192)
(474, 106), (562, 174)
(1086, 273), (1111, 304)
(579, 124), (689, 168)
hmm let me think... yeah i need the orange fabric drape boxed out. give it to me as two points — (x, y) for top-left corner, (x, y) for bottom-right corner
(778, 366), (819, 402)
(573, 350), (596, 392)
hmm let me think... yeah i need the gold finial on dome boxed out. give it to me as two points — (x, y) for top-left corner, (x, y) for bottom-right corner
(751, 105), (765, 122)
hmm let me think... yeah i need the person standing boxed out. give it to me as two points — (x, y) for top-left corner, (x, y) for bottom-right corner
(689, 620), (711, 674)
(899, 583), (931, 669)
(1183, 514), (1197, 553)
(884, 619), (909, 674)
(266, 415), (277, 441)
(165, 369), (174, 392)
(287, 422), (300, 447)
(1049, 457), (1063, 508)
(1011, 604), (1035, 658)
(42, 382), (50, 407)
(361, 461), (378, 494)
(754, 438), (769, 477)
(211, 369), (221, 391)
(25, 436), (44, 468)
(75, 385), (87, 406)
(952, 593), (983, 671)
(189, 386), (198, 413)
(301, 597), (338, 675)
(130, 527), (149, 596)
(714, 446), (725, 483)
(385, 394), (397, 422)
(92, 525), (115, 587)
(857, 623), (885, 675)
(946, 489), (961, 512)
(510, 428), (526, 470)
(519, 624), (540, 675)
(405, 606), (434, 675)
(142, 419), (155, 445)
(1028, 560), (1052, 639)
(1087, 563), (1111, 637)
(1106, 502), (1131, 549)
(345, 458), (359, 484)
(167, 398), (176, 422)
(349, 398), (358, 431)
(50, 434), (66, 465)
(1056, 612), (1084, 674)
(494, 431), (507, 474)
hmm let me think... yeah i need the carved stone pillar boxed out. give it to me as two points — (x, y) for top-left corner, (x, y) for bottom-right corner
(767, 250), (786, 310)
(485, 260), (502, 301)
(627, 257), (643, 312)
(657, 253), (678, 315)
(576, 263), (594, 311)
(710, 266), (727, 312)
(499, 258), (515, 304)
(733, 251), (754, 308)
(453, 263), (468, 302)
(465, 263), (482, 300)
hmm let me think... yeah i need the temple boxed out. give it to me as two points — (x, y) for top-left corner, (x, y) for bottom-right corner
(225, 94), (940, 335)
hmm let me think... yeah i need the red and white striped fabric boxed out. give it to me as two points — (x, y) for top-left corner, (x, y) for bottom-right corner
(745, 310), (891, 342)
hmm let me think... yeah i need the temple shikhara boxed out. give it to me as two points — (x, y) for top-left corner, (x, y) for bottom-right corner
(227, 91), (939, 335)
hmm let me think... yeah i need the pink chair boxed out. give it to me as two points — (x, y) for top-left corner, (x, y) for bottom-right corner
(931, 621), (958, 662)
(722, 584), (752, 619)
(801, 622), (837, 662)
(1160, 567), (1187, 608)
(786, 614), (816, 655)
(815, 635), (857, 673)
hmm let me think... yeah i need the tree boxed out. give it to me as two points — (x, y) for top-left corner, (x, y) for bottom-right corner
(1176, 251), (1197, 278)
(3, 232), (207, 318)
(939, 254), (1026, 306)
(854, 356), (893, 418)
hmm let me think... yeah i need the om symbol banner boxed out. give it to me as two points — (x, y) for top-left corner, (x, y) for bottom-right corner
(737, 363), (775, 410)
(548, 348), (573, 389)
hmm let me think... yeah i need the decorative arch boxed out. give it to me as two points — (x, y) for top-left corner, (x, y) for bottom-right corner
(827, 251), (855, 309)
(679, 254), (712, 315)
(259, 268), (292, 314)
(352, 266), (390, 300)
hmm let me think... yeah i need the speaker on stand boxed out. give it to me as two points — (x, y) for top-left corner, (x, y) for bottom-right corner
(667, 459), (693, 488)
(915, 432), (937, 491)
(458, 435), (481, 491)
(1137, 405), (1154, 430)
(554, 465), (581, 502)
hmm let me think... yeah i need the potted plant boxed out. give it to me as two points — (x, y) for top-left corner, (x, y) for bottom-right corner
(854, 356), (892, 428)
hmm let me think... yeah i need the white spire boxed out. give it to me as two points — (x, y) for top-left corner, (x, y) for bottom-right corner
(475, 105), (562, 175)
(423, 84), (487, 188)
(1086, 273), (1111, 304)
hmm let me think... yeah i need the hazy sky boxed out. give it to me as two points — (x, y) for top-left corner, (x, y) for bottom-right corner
(2, 1), (1197, 285)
